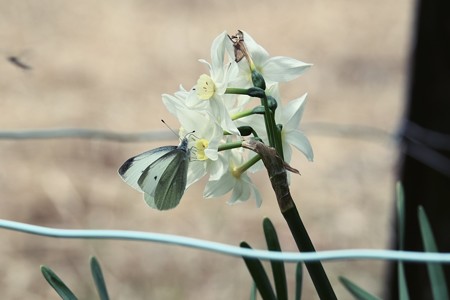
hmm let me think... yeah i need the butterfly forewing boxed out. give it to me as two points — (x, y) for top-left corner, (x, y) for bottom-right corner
(153, 151), (189, 210)
(118, 146), (177, 192)
(137, 152), (176, 195)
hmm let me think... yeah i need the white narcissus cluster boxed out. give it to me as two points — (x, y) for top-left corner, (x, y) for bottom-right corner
(162, 30), (313, 206)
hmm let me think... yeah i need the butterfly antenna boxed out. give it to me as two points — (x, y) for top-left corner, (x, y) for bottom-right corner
(161, 119), (181, 138)
(161, 119), (196, 140)
(188, 131), (198, 139)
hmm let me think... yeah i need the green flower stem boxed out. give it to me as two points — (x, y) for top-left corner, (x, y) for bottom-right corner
(260, 95), (284, 160)
(225, 85), (283, 158)
(231, 107), (266, 121)
(236, 154), (261, 174)
(260, 94), (275, 147)
(218, 141), (262, 175)
(274, 125), (284, 161)
(225, 87), (252, 95)
(231, 109), (255, 121)
(218, 141), (243, 151)
(225, 87), (266, 98)
(264, 96), (284, 160)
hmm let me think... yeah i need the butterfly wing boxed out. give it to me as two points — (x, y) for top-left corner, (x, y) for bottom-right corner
(119, 137), (190, 211)
(153, 150), (189, 210)
(139, 149), (189, 210)
(118, 146), (177, 192)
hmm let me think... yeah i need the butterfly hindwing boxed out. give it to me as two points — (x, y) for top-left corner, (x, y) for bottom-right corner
(153, 150), (189, 210)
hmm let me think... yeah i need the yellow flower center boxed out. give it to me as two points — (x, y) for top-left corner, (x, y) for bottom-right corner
(196, 74), (215, 100)
(195, 139), (209, 160)
(231, 167), (241, 178)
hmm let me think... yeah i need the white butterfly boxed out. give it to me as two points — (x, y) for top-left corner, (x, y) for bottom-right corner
(118, 137), (190, 210)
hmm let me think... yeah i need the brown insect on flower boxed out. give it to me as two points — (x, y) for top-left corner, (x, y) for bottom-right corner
(228, 30), (248, 63)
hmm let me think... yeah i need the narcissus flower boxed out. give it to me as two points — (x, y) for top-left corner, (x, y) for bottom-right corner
(203, 149), (262, 206)
(157, 30), (313, 208)
(277, 93), (314, 163)
(186, 32), (240, 135)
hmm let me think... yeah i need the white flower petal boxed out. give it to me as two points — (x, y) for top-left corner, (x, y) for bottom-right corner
(262, 56), (311, 83)
(204, 174), (234, 198)
(198, 59), (212, 71)
(251, 184), (263, 207)
(210, 96), (240, 135)
(211, 32), (228, 71)
(229, 178), (250, 204)
(205, 148), (218, 161)
(282, 143), (293, 164)
(208, 154), (227, 181)
(187, 160), (207, 188)
(226, 174), (263, 207)
(282, 93), (307, 131)
(285, 130), (314, 161)
(240, 31), (270, 62)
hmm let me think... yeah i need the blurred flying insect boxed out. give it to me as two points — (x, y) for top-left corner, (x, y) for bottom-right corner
(8, 55), (32, 70)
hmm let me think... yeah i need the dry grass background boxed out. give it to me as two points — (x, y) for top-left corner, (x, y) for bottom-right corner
(0, 0), (413, 299)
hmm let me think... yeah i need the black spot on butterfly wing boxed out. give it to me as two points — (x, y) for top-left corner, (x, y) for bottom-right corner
(118, 146), (178, 181)
(118, 156), (135, 176)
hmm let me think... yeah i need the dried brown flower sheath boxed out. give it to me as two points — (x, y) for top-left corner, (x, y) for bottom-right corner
(242, 139), (299, 212)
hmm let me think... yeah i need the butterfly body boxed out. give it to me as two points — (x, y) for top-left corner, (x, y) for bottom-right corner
(119, 137), (190, 210)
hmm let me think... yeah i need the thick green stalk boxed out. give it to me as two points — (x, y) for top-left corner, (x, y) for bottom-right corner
(242, 140), (337, 299)
(283, 205), (337, 299)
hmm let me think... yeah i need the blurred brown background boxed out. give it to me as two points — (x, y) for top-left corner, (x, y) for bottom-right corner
(0, 0), (412, 299)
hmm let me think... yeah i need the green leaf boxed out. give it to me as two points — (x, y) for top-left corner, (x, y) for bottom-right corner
(263, 218), (288, 300)
(40, 265), (78, 300)
(418, 206), (449, 300)
(295, 263), (303, 300)
(90, 256), (110, 300)
(240, 242), (276, 300)
(398, 263), (410, 300)
(339, 276), (381, 300)
(249, 282), (257, 300)
(396, 182), (410, 300)
(396, 182), (406, 249)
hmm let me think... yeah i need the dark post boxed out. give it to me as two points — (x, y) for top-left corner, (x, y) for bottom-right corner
(386, 0), (450, 298)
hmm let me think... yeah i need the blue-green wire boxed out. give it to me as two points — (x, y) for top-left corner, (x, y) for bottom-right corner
(1, 219), (450, 263)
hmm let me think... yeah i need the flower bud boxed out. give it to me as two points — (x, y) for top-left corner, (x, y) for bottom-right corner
(251, 106), (266, 115)
(267, 96), (278, 111)
(237, 126), (254, 136)
(247, 87), (266, 98)
(251, 70), (266, 90)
